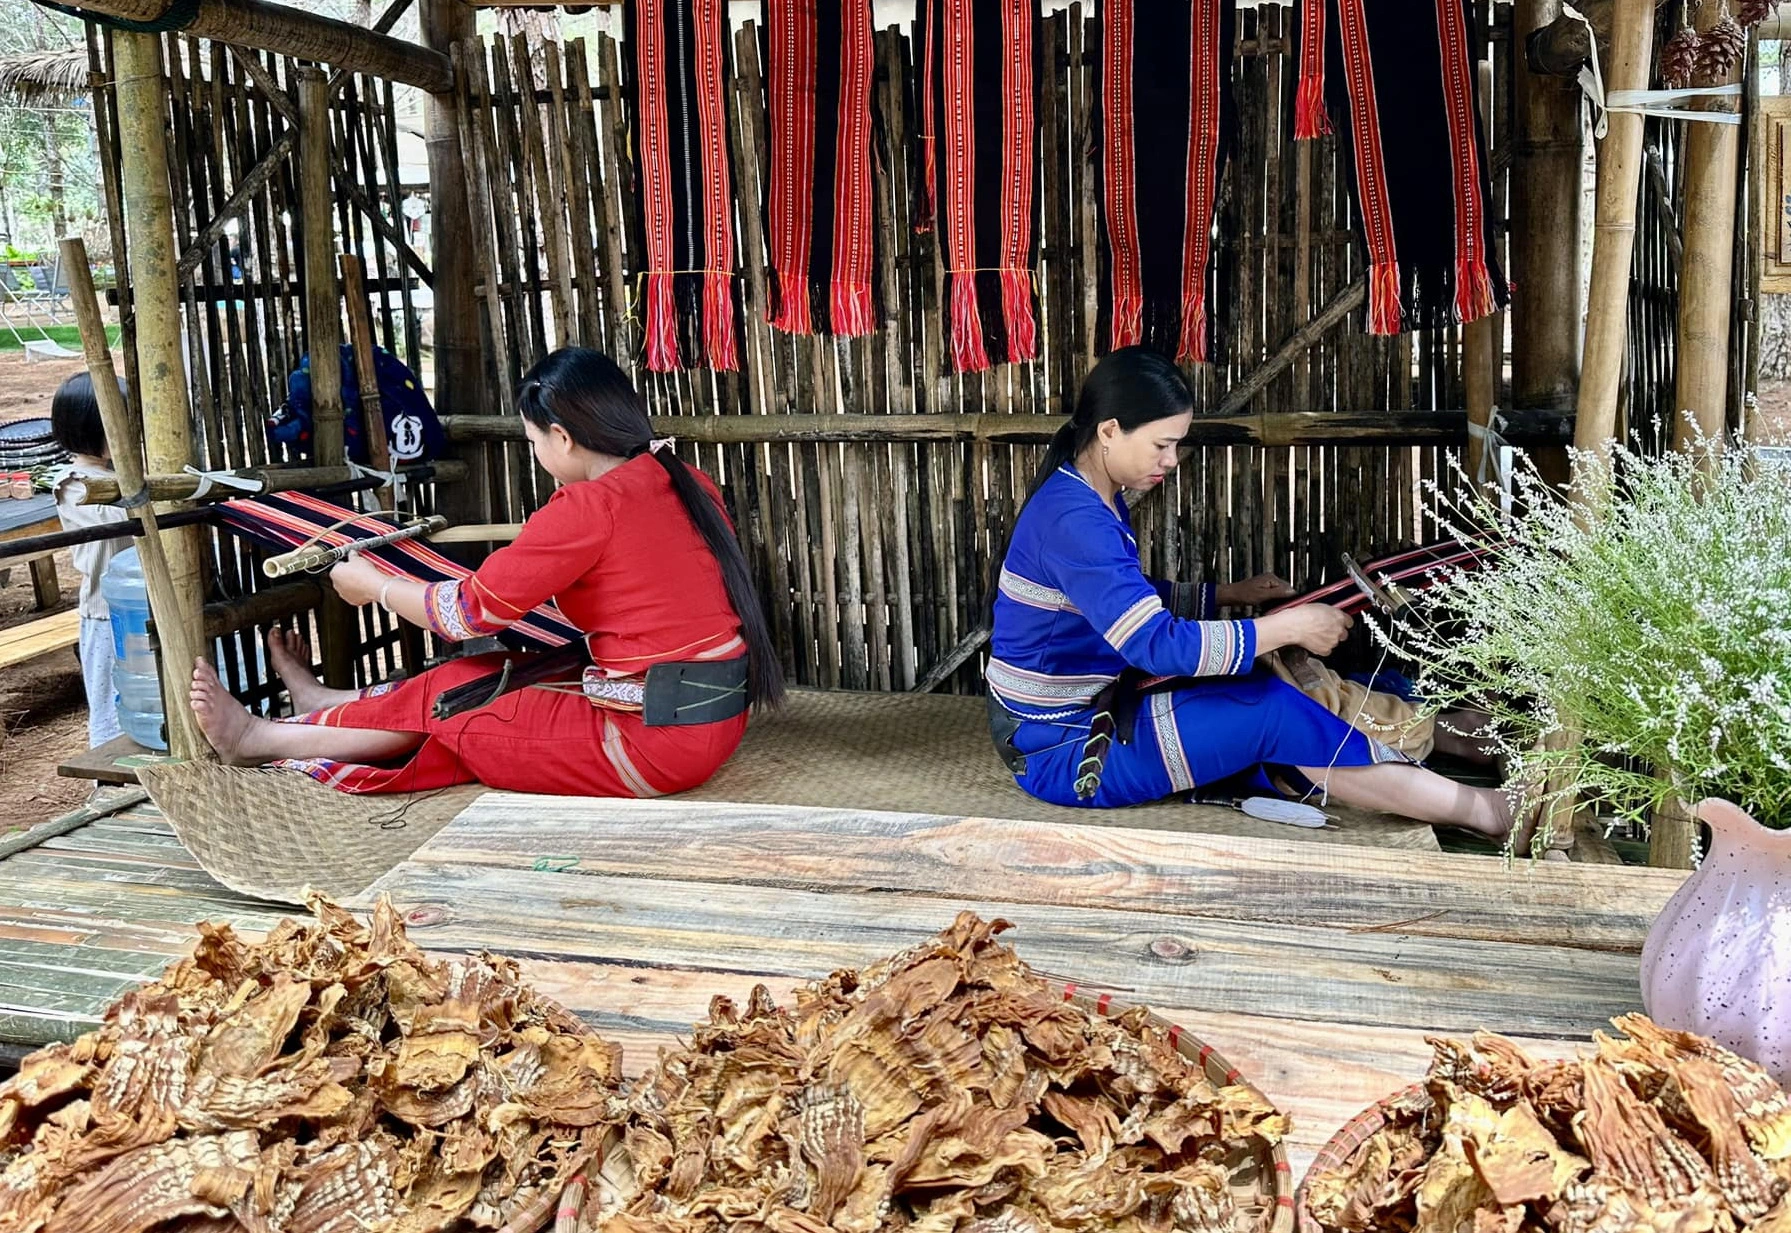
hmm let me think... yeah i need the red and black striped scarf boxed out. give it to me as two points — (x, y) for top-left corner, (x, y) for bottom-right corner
(1294, 0), (1509, 334)
(216, 492), (580, 652)
(916, 0), (1042, 373)
(764, 0), (878, 337)
(1096, 0), (1235, 365)
(626, 0), (740, 371)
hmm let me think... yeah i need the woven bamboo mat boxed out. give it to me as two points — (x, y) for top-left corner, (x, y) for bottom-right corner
(685, 690), (1440, 850)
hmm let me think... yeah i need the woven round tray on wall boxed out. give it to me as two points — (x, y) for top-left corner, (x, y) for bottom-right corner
(1292, 1086), (1431, 1233)
(1061, 984), (1296, 1233)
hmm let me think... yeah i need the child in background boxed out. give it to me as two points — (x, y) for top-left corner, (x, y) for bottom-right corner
(50, 373), (128, 748)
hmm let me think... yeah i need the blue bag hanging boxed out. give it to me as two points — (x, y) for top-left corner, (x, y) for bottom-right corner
(267, 345), (447, 465)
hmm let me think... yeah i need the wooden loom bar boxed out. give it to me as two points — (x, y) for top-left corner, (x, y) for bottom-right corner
(443, 409), (1576, 448)
(59, 0), (453, 92)
(73, 461), (468, 507)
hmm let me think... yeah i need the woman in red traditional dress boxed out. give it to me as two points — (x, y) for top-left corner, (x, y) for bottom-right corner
(189, 347), (784, 796)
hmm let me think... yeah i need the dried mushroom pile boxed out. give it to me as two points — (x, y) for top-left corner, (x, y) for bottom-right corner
(1303, 1015), (1791, 1233)
(608, 912), (1288, 1233)
(0, 897), (624, 1233)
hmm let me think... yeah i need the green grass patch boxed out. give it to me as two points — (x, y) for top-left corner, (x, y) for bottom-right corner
(0, 325), (120, 353)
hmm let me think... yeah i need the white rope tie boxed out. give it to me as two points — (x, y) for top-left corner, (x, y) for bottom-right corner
(1466, 409), (1512, 491)
(1568, 5), (1741, 137)
(348, 460), (407, 506)
(181, 465), (265, 500)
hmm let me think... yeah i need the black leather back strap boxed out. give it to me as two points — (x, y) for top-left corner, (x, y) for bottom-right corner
(643, 657), (750, 727)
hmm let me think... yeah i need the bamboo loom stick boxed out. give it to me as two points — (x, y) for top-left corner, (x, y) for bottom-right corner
(63, 236), (214, 762)
(73, 460), (469, 507)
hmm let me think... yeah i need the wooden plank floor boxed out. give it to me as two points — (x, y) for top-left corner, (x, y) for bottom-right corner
(0, 791), (1687, 1180)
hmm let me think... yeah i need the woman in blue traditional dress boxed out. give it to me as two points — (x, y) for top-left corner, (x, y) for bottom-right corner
(987, 347), (1525, 841)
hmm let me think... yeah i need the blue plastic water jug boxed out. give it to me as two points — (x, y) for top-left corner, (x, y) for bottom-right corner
(100, 547), (167, 750)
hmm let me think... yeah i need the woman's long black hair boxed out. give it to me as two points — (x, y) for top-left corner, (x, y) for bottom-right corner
(1022, 346), (1197, 505)
(517, 347), (785, 709)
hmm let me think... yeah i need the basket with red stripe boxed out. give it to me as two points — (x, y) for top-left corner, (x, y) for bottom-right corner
(1291, 1085), (1430, 1233)
(1060, 983), (1296, 1233)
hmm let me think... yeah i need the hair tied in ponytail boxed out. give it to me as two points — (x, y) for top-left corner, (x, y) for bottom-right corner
(649, 436), (677, 455)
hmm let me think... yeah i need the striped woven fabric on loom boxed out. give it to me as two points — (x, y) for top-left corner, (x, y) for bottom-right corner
(1096, 0), (1236, 364)
(215, 492), (580, 651)
(625, 0), (740, 372)
(1294, 0), (1509, 335)
(764, 0), (878, 337)
(916, 0), (1042, 372)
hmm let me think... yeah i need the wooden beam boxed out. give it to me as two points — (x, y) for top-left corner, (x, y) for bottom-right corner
(110, 36), (212, 761)
(443, 409), (1576, 449)
(1213, 280), (1366, 415)
(73, 460), (469, 506)
(177, 132), (296, 278)
(198, 581), (327, 639)
(59, 0), (453, 92)
(1575, 0), (1656, 468)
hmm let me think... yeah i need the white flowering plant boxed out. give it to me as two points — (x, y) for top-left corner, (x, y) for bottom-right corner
(1383, 438), (1791, 832)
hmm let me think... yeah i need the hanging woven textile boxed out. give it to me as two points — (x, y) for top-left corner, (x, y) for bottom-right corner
(1293, 0), (1509, 334)
(215, 492), (581, 652)
(625, 0), (740, 371)
(915, 0), (1042, 372)
(764, 0), (878, 337)
(1096, 0), (1236, 363)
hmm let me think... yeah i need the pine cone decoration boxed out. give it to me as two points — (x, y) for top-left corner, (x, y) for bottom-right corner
(1659, 26), (1701, 87)
(1696, 12), (1747, 79)
(1737, 0), (1772, 27)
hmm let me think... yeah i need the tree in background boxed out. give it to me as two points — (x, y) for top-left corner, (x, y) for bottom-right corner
(0, 0), (103, 260)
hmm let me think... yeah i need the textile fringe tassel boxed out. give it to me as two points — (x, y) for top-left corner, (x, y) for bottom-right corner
(768, 269), (814, 336)
(1368, 261), (1404, 336)
(704, 272), (739, 370)
(1454, 256), (1497, 324)
(832, 280), (876, 335)
(1177, 291), (1208, 364)
(644, 273), (682, 373)
(1294, 0), (1331, 139)
(1002, 268), (1039, 361)
(1112, 293), (1144, 351)
(950, 271), (992, 372)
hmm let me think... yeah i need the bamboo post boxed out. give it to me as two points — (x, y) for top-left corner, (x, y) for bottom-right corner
(1511, 0), (1585, 430)
(61, 237), (213, 763)
(421, 0), (483, 420)
(110, 34), (212, 760)
(1669, 2), (1743, 455)
(1574, 0), (1656, 472)
(338, 254), (394, 513)
(299, 66), (357, 690)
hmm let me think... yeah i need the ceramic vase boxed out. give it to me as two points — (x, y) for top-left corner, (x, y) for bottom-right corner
(1638, 797), (1791, 1083)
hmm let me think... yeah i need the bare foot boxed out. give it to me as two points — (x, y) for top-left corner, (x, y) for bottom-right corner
(267, 628), (356, 712)
(190, 659), (269, 767)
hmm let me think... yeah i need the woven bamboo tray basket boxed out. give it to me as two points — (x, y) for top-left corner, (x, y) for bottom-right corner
(1061, 983), (1296, 1233)
(1291, 1085), (1431, 1233)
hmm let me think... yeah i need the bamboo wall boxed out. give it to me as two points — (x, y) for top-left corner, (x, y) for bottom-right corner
(452, 3), (1513, 694)
(90, 28), (436, 702)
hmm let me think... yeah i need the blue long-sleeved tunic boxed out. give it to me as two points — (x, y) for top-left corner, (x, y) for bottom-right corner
(987, 464), (1405, 807)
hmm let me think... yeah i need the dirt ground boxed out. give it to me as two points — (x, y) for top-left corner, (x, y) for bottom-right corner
(1753, 380), (1791, 443)
(0, 355), (102, 836)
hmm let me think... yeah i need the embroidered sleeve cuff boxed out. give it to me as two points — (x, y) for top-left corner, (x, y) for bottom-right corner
(423, 578), (507, 641)
(1191, 619), (1255, 677)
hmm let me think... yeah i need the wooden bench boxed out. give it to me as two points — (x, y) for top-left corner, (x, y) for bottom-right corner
(0, 608), (78, 671)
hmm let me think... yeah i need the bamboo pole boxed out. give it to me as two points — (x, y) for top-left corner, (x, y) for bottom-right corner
(74, 460), (469, 506)
(110, 34), (212, 761)
(298, 66), (356, 690)
(1669, 1), (1742, 455)
(62, 237), (214, 763)
(421, 0), (484, 421)
(441, 409), (1578, 448)
(338, 254), (395, 512)
(1574, 0), (1656, 470)
(1512, 0), (1585, 421)
(58, 0), (452, 91)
